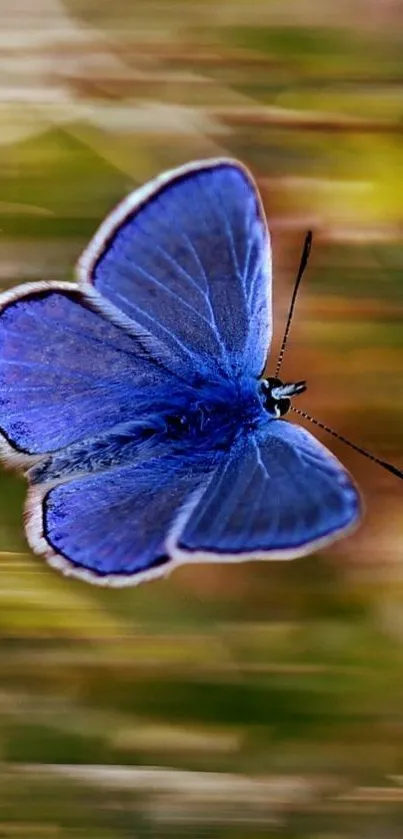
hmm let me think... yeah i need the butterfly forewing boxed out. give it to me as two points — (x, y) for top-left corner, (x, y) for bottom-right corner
(79, 159), (272, 381)
(0, 285), (180, 457)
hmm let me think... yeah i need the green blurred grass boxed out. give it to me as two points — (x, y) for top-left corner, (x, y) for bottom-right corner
(0, 0), (403, 836)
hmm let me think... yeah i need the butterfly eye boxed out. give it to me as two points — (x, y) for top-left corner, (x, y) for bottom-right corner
(277, 398), (291, 417)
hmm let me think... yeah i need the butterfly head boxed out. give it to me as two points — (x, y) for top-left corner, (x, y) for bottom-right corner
(260, 378), (307, 418)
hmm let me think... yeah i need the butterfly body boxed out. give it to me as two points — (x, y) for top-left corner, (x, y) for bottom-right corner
(0, 158), (362, 585)
(31, 363), (267, 485)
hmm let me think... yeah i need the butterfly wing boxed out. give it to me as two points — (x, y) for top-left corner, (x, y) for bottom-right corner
(173, 419), (361, 560)
(79, 159), (272, 381)
(32, 416), (361, 586)
(0, 284), (181, 460)
(28, 446), (222, 585)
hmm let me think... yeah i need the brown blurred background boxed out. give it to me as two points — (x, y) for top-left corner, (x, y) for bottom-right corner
(0, 0), (403, 836)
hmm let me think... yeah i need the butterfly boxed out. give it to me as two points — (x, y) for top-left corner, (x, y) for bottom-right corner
(0, 158), (365, 586)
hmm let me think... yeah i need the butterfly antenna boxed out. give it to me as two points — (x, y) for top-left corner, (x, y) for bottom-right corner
(291, 405), (403, 481)
(275, 231), (313, 378)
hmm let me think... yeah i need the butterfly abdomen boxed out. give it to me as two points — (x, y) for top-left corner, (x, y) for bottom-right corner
(28, 423), (157, 485)
(28, 378), (264, 486)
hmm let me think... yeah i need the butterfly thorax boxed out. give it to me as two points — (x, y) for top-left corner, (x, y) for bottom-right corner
(159, 377), (264, 450)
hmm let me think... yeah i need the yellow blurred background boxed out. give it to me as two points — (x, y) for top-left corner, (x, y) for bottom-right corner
(0, 0), (403, 836)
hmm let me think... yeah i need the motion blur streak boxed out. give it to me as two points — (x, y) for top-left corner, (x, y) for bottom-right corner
(0, 0), (403, 836)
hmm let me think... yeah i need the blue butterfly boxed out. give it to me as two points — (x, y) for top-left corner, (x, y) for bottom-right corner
(0, 159), (362, 586)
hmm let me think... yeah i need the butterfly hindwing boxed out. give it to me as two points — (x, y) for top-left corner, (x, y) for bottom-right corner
(28, 447), (221, 585)
(79, 159), (272, 380)
(28, 416), (361, 585)
(174, 419), (361, 560)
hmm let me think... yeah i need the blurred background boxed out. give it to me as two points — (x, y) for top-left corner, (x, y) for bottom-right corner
(0, 0), (403, 836)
